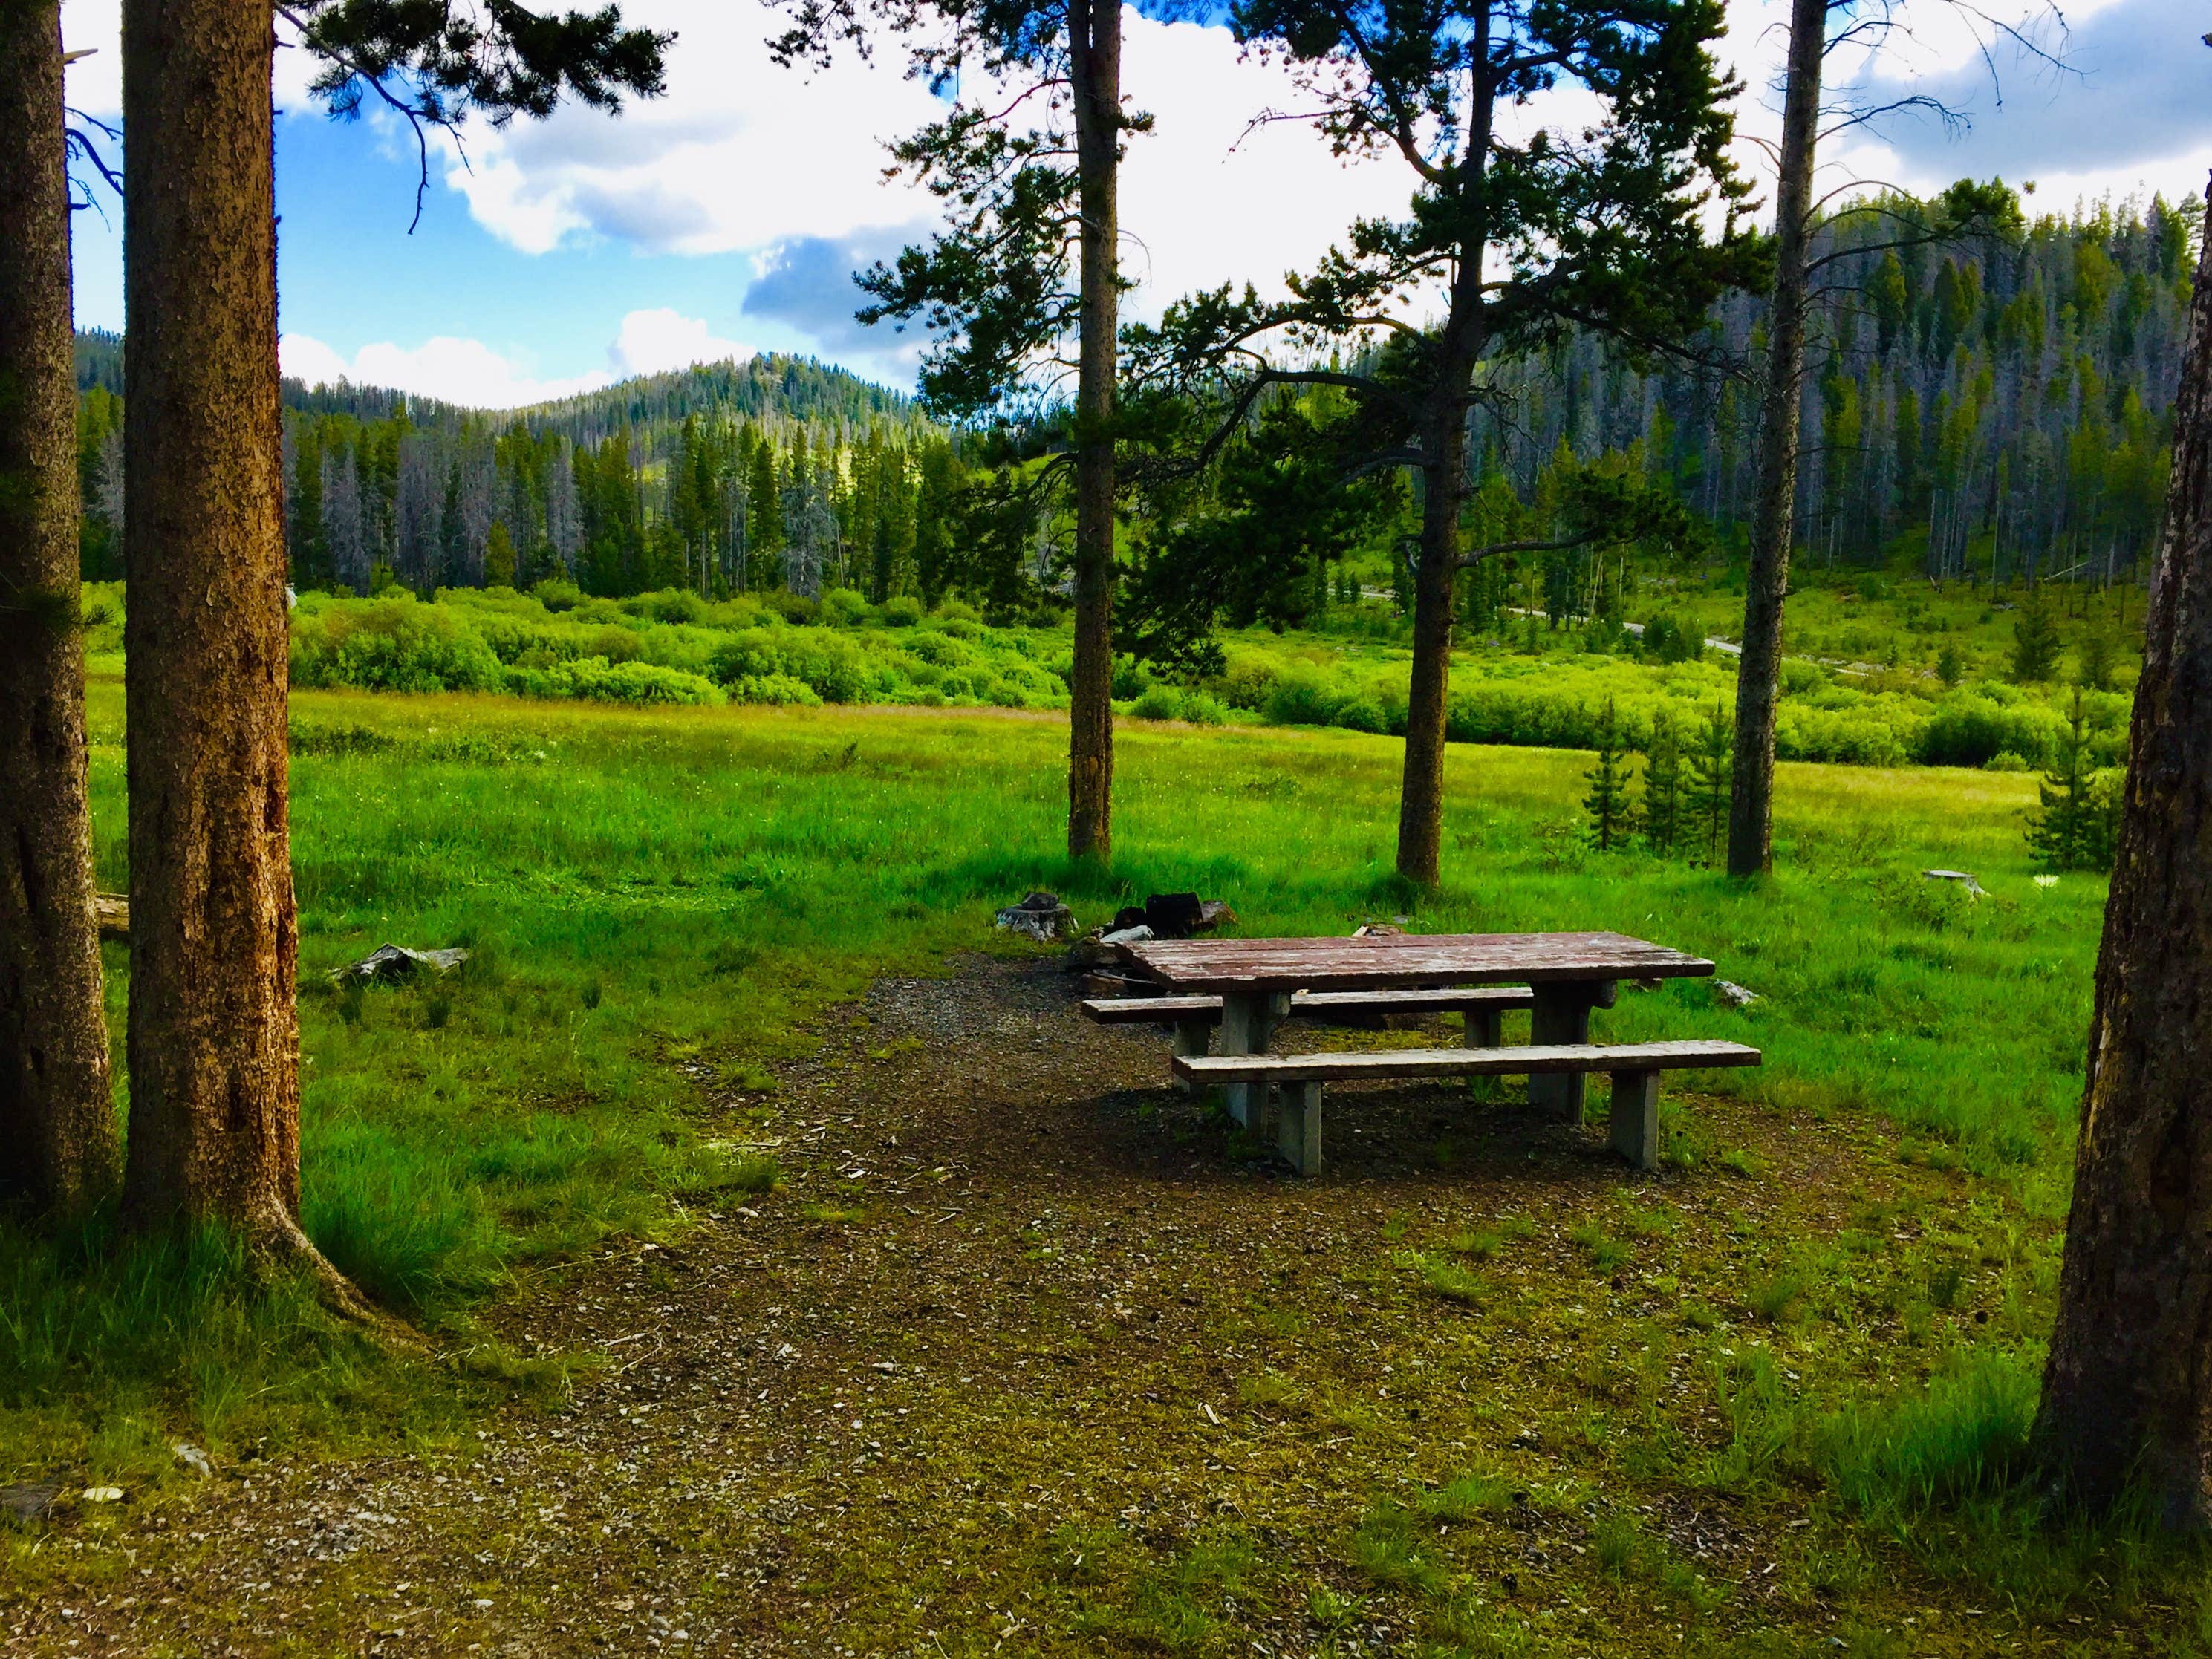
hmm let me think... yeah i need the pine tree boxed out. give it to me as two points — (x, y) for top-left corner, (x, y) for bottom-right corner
(1125, 0), (1757, 884)
(0, 0), (118, 1215)
(2029, 687), (2101, 870)
(746, 434), (784, 591)
(2034, 186), (2212, 1521)
(1686, 700), (1734, 864)
(1641, 708), (1684, 855)
(483, 521), (516, 588)
(1583, 699), (1635, 852)
(2079, 628), (2118, 691)
(2012, 595), (2062, 682)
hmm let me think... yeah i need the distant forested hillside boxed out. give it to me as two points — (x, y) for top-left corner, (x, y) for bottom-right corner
(1468, 190), (2197, 616)
(74, 339), (957, 602)
(71, 189), (2200, 615)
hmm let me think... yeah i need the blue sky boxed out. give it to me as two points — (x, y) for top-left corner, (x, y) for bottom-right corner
(62, 0), (2212, 408)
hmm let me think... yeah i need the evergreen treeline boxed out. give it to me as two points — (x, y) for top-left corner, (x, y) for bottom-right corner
(73, 342), (968, 603)
(72, 191), (2200, 613)
(1468, 190), (2198, 610)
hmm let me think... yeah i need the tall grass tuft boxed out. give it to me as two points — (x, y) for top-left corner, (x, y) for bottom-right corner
(1817, 1349), (2040, 1525)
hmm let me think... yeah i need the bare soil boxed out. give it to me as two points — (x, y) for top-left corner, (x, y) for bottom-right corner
(3, 955), (2095, 1656)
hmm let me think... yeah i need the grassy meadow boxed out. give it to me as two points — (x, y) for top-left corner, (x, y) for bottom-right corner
(11, 642), (2183, 1651)
(71, 571), (2140, 776)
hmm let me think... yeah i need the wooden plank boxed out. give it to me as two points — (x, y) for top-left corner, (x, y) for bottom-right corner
(1172, 1040), (1760, 1085)
(1081, 985), (1536, 1027)
(1296, 987), (1535, 1013)
(1081, 996), (1221, 1023)
(1121, 930), (1714, 993)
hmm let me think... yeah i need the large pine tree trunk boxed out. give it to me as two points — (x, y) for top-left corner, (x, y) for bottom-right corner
(1065, 0), (1119, 862)
(1726, 0), (1824, 877)
(117, 0), (371, 1316)
(0, 0), (119, 1213)
(2035, 177), (2212, 1528)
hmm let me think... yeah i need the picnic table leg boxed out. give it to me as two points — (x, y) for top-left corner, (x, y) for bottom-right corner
(1462, 1000), (1503, 1100)
(1278, 1081), (1322, 1175)
(1608, 1069), (1661, 1172)
(1217, 991), (1289, 1130)
(1461, 1005), (1504, 1048)
(1528, 980), (1616, 1120)
(1169, 1020), (1211, 1093)
(1217, 991), (1263, 1128)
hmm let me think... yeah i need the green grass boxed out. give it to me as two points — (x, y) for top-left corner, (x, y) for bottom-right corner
(4, 665), (2109, 1518)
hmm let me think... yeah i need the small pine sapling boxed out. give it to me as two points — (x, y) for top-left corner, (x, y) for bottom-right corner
(2029, 687), (2112, 870)
(1641, 708), (1684, 855)
(2011, 595), (2061, 682)
(1583, 699), (1636, 851)
(2078, 628), (2118, 691)
(1686, 700), (1734, 864)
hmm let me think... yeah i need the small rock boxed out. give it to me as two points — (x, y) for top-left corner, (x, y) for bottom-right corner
(1713, 980), (1760, 1010)
(1, 1483), (60, 1524)
(1099, 924), (1154, 947)
(171, 1442), (212, 1479)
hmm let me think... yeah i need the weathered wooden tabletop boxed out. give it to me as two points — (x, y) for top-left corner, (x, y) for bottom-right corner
(1117, 930), (1714, 994)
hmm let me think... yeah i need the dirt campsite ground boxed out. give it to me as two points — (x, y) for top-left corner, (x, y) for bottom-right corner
(5, 955), (2118, 1658)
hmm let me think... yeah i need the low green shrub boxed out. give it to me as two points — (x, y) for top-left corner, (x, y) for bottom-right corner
(290, 594), (507, 694)
(726, 673), (824, 707)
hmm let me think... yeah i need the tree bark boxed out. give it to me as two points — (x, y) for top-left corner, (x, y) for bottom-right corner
(1392, 16), (1491, 888)
(1395, 421), (1467, 886)
(2035, 175), (2212, 1528)
(1064, 0), (1119, 862)
(117, 0), (377, 1318)
(0, 0), (119, 1214)
(1726, 0), (1824, 878)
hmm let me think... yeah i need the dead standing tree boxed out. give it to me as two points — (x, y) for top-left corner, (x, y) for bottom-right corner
(2036, 160), (2212, 1528)
(1725, 0), (2061, 876)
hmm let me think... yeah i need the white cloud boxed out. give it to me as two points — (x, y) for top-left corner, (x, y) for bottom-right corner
(1719, 0), (2207, 219)
(442, 0), (946, 258)
(280, 306), (751, 408)
(436, 3), (1411, 319)
(282, 330), (614, 406)
(608, 307), (752, 377)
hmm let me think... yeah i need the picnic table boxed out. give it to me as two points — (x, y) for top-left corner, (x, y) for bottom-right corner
(1105, 930), (1754, 1173)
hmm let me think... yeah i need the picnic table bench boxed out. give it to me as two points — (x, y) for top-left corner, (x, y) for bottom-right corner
(1081, 984), (1538, 1058)
(1110, 930), (1758, 1174)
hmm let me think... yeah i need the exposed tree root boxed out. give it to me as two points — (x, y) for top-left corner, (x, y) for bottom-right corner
(250, 1200), (423, 1351)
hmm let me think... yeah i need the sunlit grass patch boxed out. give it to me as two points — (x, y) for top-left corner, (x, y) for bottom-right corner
(1400, 1250), (1488, 1305)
